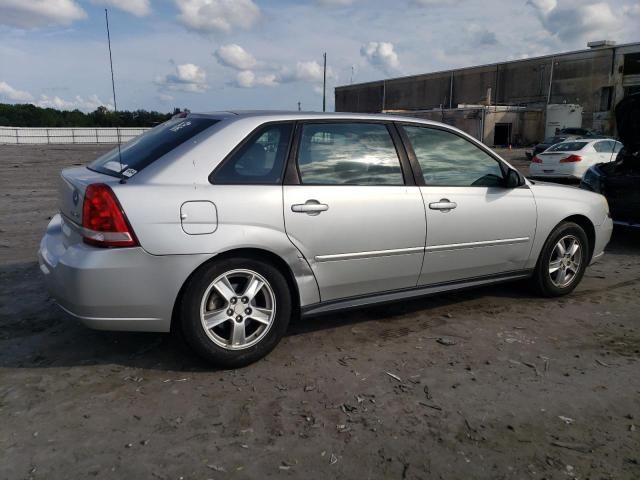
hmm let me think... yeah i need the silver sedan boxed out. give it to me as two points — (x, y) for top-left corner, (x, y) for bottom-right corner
(39, 112), (613, 367)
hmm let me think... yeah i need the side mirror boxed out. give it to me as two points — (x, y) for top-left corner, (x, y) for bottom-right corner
(504, 169), (523, 188)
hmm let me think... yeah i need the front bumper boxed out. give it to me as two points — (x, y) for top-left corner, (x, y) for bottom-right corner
(38, 215), (213, 332)
(590, 214), (613, 265)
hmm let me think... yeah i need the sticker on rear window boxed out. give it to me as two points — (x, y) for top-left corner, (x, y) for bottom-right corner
(122, 168), (137, 178)
(170, 121), (192, 132)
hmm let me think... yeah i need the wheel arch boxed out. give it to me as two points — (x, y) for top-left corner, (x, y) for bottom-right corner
(562, 214), (596, 262)
(170, 247), (303, 333)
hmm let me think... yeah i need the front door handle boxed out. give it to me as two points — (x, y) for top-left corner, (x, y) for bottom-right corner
(291, 199), (329, 216)
(429, 198), (457, 212)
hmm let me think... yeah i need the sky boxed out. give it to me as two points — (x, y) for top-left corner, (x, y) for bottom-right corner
(0, 0), (638, 113)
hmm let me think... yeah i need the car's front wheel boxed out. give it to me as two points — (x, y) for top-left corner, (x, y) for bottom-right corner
(533, 221), (589, 297)
(180, 257), (292, 368)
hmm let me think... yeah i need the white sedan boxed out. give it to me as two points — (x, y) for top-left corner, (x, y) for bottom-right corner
(530, 138), (623, 180)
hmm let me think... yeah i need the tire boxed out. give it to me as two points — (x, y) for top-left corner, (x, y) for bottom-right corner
(532, 221), (589, 297)
(180, 257), (292, 368)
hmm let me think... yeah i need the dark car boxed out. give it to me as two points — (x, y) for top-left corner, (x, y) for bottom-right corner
(559, 127), (595, 137)
(580, 93), (640, 227)
(528, 128), (598, 159)
(529, 135), (571, 158)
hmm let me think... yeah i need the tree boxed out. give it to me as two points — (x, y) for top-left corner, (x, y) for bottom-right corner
(0, 103), (172, 127)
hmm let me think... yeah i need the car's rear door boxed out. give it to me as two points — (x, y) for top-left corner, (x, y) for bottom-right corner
(283, 121), (426, 301)
(398, 123), (537, 285)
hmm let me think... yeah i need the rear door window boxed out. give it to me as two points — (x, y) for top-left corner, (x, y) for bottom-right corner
(89, 117), (218, 178)
(296, 123), (404, 185)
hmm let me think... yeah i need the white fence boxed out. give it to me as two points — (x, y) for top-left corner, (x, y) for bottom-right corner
(0, 126), (150, 145)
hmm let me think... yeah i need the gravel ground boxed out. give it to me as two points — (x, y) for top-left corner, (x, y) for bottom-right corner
(1, 145), (639, 479)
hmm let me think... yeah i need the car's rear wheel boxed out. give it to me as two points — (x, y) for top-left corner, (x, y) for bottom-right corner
(533, 221), (589, 297)
(180, 257), (292, 367)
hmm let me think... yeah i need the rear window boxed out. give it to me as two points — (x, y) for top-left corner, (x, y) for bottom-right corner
(542, 136), (566, 144)
(547, 141), (587, 152)
(88, 117), (218, 178)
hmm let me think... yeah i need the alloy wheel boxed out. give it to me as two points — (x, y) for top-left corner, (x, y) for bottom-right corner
(200, 269), (276, 350)
(548, 235), (582, 288)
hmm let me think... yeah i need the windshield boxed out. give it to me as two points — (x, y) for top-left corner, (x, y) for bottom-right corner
(547, 141), (587, 152)
(88, 117), (219, 178)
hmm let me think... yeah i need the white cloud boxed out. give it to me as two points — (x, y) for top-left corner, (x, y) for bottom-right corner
(466, 24), (498, 46)
(410, 0), (460, 5)
(527, 0), (619, 42)
(155, 63), (209, 93)
(0, 0), (86, 28)
(36, 94), (113, 111)
(622, 4), (640, 16)
(233, 70), (278, 88)
(214, 44), (257, 70)
(158, 93), (175, 103)
(1, 80), (112, 111)
(360, 41), (400, 75)
(279, 61), (334, 83)
(0, 81), (34, 102)
(92, 0), (151, 17)
(316, 0), (355, 6)
(176, 0), (260, 33)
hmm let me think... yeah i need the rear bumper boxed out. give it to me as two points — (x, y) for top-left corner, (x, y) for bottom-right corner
(529, 164), (587, 181)
(38, 215), (213, 332)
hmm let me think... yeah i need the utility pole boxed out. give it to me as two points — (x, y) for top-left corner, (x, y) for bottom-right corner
(322, 52), (327, 112)
(350, 65), (354, 84)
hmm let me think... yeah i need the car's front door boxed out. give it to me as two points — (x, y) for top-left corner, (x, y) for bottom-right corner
(399, 124), (537, 285)
(283, 122), (426, 301)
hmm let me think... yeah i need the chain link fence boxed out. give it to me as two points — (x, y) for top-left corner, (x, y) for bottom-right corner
(0, 127), (150, 145)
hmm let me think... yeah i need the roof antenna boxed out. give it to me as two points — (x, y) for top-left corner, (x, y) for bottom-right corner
(104, 9), (125, 183)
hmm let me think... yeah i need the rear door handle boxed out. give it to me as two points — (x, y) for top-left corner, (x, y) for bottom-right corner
(291, 199), (329, 216)
(429, 199), (457, 212)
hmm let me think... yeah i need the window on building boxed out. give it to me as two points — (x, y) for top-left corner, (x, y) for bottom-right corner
(623, 53), (640, 76)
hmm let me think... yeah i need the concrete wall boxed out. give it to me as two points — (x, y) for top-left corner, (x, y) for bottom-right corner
(390, 108), (543, 146)
(336, 43), (640, 139)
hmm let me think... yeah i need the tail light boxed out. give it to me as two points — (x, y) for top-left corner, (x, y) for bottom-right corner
(560, 154), (582, 163)
(81, 184), (138, 247)
(531, 156), (542, 163)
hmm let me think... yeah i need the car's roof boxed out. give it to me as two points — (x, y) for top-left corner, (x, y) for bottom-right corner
(190, 110), (448, 126)
(557, 137), (618, 144)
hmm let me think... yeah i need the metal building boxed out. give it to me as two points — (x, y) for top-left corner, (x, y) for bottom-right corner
(335, 41), (640, 145)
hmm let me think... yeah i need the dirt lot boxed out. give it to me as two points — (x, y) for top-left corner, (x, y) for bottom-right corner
(1, 145), (639, 479)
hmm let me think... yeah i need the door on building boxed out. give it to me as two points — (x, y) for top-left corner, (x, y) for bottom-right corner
(494, 123), (512, 146)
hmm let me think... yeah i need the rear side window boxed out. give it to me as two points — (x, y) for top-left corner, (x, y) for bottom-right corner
(593, 141), (611, 153)
(547, 142), (587, 152)
(212, 123), (293, 184)
(297, 123), (404, 185)
(89, 117), (218, 178)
